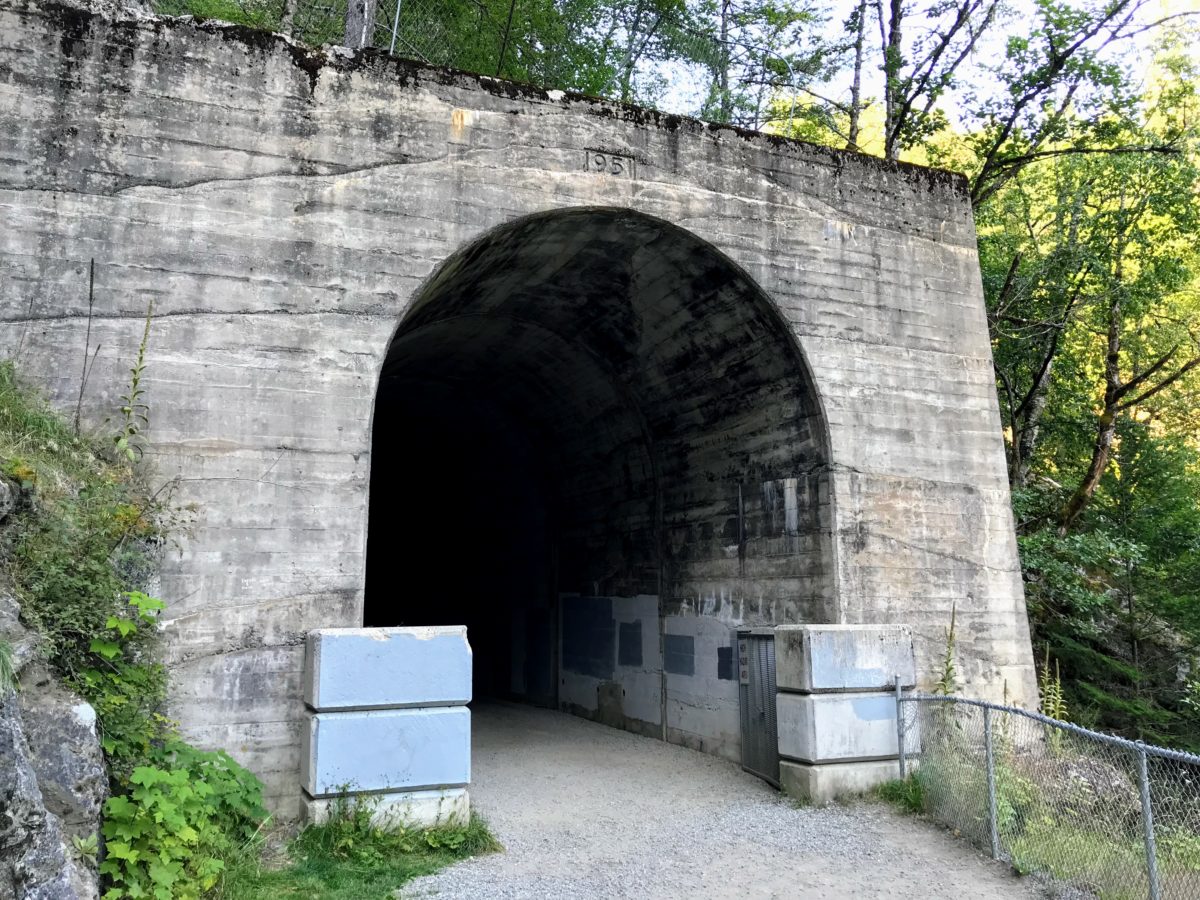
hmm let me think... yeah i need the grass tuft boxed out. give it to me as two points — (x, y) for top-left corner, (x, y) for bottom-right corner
(219, 800), (500, 899)
(875, 775), (925, 814)
(0, 640), (14, 694)
(0, 361), (100, 499)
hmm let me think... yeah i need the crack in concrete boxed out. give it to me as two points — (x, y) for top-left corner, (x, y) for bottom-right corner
(1, 151), (449, 198)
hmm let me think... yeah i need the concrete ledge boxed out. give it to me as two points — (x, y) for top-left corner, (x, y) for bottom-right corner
(304, 626), (472, 710)
(780, 759), (902, 805)
(303, 787), (469, 829)
(775, 625), (915, 694)
(777, 691), (918, 763)
(302, 706), (470, 796)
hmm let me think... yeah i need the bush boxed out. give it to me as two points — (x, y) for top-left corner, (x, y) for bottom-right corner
(69, 591), (171, 776)
(101, 741), (268, 900)
(12, 480), (163, 678)
(0, 361), (269, 898)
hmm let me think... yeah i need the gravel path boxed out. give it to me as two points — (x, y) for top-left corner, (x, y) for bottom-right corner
(402, 702), (1040, 899)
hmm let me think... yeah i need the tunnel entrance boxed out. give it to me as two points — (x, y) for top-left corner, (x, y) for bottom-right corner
(365, 208), (833, 753)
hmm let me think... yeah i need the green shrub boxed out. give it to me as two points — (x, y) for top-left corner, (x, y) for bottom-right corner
(0, 361), (271, 898)
(1161, 826), (1200, 874)
(71, 591), (171, 777)
(75, 590), (268, 898)
(994, 761), (1040, 835)
(101, 741), (268, 900)
(1006, 819), (1146, 897)
(12, 478), (163, 678)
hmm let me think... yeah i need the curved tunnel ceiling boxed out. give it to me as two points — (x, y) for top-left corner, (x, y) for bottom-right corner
(374, 207), (833, 620)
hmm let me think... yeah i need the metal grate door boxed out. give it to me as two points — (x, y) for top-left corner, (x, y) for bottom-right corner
(737, 629), (779, 787)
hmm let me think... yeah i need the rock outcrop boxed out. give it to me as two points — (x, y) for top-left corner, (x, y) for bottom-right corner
(0, 595), (105, 900)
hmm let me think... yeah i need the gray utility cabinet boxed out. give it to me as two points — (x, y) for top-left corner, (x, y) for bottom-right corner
(737, 628), (779, 786)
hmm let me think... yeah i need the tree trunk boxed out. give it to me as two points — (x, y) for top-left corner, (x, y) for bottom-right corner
(1059, 408), (1117, 533)
(280, 0), (296, 35)
(1059, 293), (1122, 533)
(718, 0), (731, 122)
(344, 0), (378, 49)
(881, 0), (903, 160)
(1011, 355), (1055, 488)
(846, 0), (868, 151)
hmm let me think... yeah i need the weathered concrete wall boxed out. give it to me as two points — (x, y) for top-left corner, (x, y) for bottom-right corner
(0, 0), (1036, 813)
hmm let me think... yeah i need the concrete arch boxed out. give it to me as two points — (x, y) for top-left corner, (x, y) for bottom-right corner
(365, 207), (836, 752)
(0, 5), (1040, 810)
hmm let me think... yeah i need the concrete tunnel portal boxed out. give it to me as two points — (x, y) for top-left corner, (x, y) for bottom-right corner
(364, 208), (834, 752)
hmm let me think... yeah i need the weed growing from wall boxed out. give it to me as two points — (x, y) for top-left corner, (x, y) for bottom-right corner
(933, 602), (958, 695)
(113, 301), (153, 463)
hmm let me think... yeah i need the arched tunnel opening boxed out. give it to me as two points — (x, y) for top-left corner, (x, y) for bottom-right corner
(365, 208), (833, 751)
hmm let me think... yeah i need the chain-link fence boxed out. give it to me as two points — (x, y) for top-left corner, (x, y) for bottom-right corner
(157, 0), (832, 130)
(897, 692), (1200, 900)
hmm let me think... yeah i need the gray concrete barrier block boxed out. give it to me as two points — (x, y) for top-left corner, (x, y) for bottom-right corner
(775, 625), (915, 694)
(776, 691), (919, 764)
(302, 706), (470, 796)
(303, 787), (469, 829)
(304, 626), (472, 711)
(780, 759), (902, 805)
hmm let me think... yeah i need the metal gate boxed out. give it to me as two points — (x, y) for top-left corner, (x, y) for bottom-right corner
(737, 628), (779, 786)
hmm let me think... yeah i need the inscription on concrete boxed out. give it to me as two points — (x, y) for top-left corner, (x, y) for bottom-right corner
(584, 149), (636, 177)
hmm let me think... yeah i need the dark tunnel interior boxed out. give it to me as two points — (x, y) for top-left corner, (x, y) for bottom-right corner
(363, 207), (832, 713)
(365, 373), (561, 703)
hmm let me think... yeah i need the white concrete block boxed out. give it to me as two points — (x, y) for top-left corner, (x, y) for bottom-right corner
(775, 625), (915, 694)
(304, 626), (472, 711)
(304, 787), (469, 829)
(780, 759), (903, 805)
(777, 691), (918, 763)
(302, 706), (470, 796)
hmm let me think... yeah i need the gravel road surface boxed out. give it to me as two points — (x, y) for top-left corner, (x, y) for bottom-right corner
(403, 702), (1041, 899)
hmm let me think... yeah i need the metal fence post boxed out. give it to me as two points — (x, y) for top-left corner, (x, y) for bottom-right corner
(1136, 743), (1162, 900)
(895, 675), (906, 780)
(983, 705), (1000, 860)
(388, 0), (402, 55)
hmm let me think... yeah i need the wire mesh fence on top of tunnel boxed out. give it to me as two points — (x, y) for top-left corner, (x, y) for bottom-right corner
(897, 692), (1200, 900)
(155, 0), (836, 132)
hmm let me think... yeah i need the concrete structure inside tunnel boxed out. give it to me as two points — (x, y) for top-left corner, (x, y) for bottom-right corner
(365, 209), (831, 749)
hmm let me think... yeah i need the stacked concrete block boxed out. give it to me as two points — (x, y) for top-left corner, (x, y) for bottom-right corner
(301, 626), (471, 828)
(776, 625), (917, 804)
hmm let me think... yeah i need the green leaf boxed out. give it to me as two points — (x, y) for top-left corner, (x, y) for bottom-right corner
(105, 841), (139, 862)
(89, 639), (122, 660)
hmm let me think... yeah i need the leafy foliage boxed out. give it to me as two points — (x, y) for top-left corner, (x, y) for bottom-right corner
(100, 742), (268, 900)
(0, 361), (269, 898)
(11, 473), (164, 676)
(73, 591), (173, 777)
